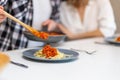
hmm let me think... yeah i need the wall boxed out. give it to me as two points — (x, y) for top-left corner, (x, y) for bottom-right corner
(110, 0), (120, 33)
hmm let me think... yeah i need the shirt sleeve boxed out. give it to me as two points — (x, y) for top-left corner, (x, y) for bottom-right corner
(59, 2), (69, 27)
(0, 0), (8, 6)
(50, 0), (62, 22)
(97, 0), (116, 37)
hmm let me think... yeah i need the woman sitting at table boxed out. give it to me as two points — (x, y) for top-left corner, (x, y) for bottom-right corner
(43, 0), (116, 40)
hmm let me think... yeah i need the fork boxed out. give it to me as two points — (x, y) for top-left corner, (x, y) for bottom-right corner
(3, 11), (36, 33)
(71, 48), (96, 55)
(10, 61), (28, 68)
(3, 10), (48, 39)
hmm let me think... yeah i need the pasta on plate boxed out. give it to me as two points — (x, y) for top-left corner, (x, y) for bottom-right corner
(115, 36), (120, 42)
(34, 45), (67, 59)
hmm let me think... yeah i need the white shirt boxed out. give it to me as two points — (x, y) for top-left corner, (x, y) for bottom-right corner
(28, 0), (52, 47)
(60, 0), (116, 37)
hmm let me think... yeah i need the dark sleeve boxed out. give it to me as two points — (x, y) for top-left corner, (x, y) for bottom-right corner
(50, 0), (62, 22)
(0, 0), (8, 6)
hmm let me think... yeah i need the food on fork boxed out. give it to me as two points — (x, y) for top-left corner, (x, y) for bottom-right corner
(115, 36), (120, 42)
(34, 45), (65, 59)
(32, 30), (49, 39)
(31, 31), (64, 39)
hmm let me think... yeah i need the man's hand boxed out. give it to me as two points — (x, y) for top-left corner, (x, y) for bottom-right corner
(0, 6), (6, 23)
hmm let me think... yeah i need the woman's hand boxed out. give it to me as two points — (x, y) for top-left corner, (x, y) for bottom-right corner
(42, 19), (58, 31)
(0, 6), (6, 23)
(42, 20), (78, 40)
(57, 24), (76, 40)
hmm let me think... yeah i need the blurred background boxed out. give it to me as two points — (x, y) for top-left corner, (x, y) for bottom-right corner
(110, 0), (120, 33)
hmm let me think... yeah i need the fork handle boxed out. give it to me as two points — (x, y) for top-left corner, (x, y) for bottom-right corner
(3, 10), (33, 32)
(10, 61), (28, 68)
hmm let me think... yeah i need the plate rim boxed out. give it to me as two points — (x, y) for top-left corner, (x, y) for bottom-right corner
(22, 48), (79, 62)
(23, 31), (66, 37)
(105, 36), (120, 44)
(23, 31), (66, 43)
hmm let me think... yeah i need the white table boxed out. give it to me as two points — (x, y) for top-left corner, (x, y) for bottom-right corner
(0, 38), (120, 80)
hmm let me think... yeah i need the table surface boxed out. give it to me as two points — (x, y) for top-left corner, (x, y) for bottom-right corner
(0, 38), (120, 80)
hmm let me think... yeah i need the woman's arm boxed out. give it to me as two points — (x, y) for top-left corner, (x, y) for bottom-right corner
(58, 24), (103, 40)
(68, 29), (103, 40)
(97, 0), (116, 37)
(42, 20), (104, 40)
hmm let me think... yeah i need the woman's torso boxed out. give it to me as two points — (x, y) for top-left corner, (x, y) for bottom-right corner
(60, 0), (99, 34)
